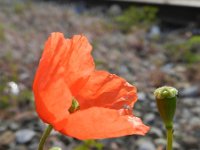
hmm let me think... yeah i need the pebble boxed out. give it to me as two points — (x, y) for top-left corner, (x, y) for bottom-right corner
(149, 127), (163, 138)
(108, 4), (122, 16)
(173, 142), (181, 150)
(155, 138), (166, 147)
(180, 86), (199, 97)
(148, 25), (161, 38)
(137, 139), (156, 150)
(190, 117), (200, 128)
(15, 129), (36, 144)
(144, 113), (155, 124)
(7, 81), (20, 95)
(182, 109), (191, 119)
(49, 147), (62, 150)
(50, 136), (69, 150)
(0, 125), (7, 133)
(14, 145), (27, 150)
(155, 138), (180, 149)
(150, 102), (157, 111)
(183, 135), (198, 145)
(0, 131), (15, 145)
(191, 107), (200, 115)
(19, 72), (30, 81)
(119, 65), (129, 74)
(138, 92), (146, 101)
(28, 143), (38, 150)
(182, 98), (196, 107)
(161, 63), (174, 74)
(110, 142), (120, 150)
(9, 122), (20, 131)
(196, 99), (200, 106)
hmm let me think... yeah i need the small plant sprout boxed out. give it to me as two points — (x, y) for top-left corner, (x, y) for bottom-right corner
(154, 86), (178, 150)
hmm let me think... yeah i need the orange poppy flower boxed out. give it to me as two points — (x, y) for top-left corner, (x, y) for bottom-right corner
(33, 32), (149, 140)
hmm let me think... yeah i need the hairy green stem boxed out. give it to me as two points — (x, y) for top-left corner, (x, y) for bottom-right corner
(166, 128), (173, 150)
(38, 125), (53, 150)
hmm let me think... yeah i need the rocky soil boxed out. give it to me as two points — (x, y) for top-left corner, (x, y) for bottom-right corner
(0, 0), (200, 150)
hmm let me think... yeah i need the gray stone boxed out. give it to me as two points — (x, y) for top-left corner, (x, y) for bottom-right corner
(49, 147), (62, 150)
(7, 81), (20, 95)
(108, 5), (122, 16)
(190, 117), (200, 128)
(182, 98), (196, 107)
(9, 122), (20, 131)
(19, 72), (29, 81)
(0, 131), (15, 145)
(155, 138), (166, 146)
(155, 138), (180, 150)
(15, 145), (27, 150)
(138, 142), (156, 150)
(138, 92), (146, 101)
(149, 25), (161, 38)
(119, 65), (129, 74)
(28, 143), (38, 150)
(191, 107), (200, 115)
(173, 142), (181, 150)
(150, 127), (163, 138)
(0, 124), (7, 132)
(180, 86), (199, 97)
(137, 139), (156, 150)
(144, 113), (155, 124)
(183, 135), (198, 145)
(161, 63), (174, 74)
(150, 102), (157, 110)
(15, 129), (36, 144)
(182, 109), (191, 119)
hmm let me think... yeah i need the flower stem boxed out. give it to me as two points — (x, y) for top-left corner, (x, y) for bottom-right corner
(166, 128), (173, 150)
(38, 125), (53, 150)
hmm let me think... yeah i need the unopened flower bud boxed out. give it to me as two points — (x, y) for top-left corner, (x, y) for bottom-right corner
(154, 86), (178, 129)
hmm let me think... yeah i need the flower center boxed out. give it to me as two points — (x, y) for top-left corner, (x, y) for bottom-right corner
(68, 97), (80, 113)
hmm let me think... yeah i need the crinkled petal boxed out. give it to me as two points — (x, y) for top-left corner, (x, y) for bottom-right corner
(60, 107), (149, 140)
(34, 78), (72, 131)
(63, 35), (95, 95)
(33, 33), (72, 130)
(76, 71), (137, 109)
(33, 32), (95, 130)
(34, 33), (94, 93)
(33, 32), (70, 89)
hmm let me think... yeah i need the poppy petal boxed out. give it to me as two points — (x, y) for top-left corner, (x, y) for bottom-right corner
(33, 32), (70, 90)
(60, 107), (149, 140)
(33, 33), (95, 130)
(34, 79), (72, 131)
(34, 33), (95, 93)
(63, 35), (95, 95)
(33, 32), (73, 131)
(76, 71), (137, 109)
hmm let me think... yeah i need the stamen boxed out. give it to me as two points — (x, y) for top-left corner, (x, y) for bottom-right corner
(68, 97), (80, 113)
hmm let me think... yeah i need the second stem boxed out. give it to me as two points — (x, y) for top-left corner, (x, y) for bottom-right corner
(166, 128), (173, 150)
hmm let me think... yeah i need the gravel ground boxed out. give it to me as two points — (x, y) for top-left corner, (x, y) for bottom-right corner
(0, 0), (200, 150)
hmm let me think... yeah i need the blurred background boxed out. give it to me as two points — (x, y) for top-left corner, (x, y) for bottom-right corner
(0, 0), (200, 149)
